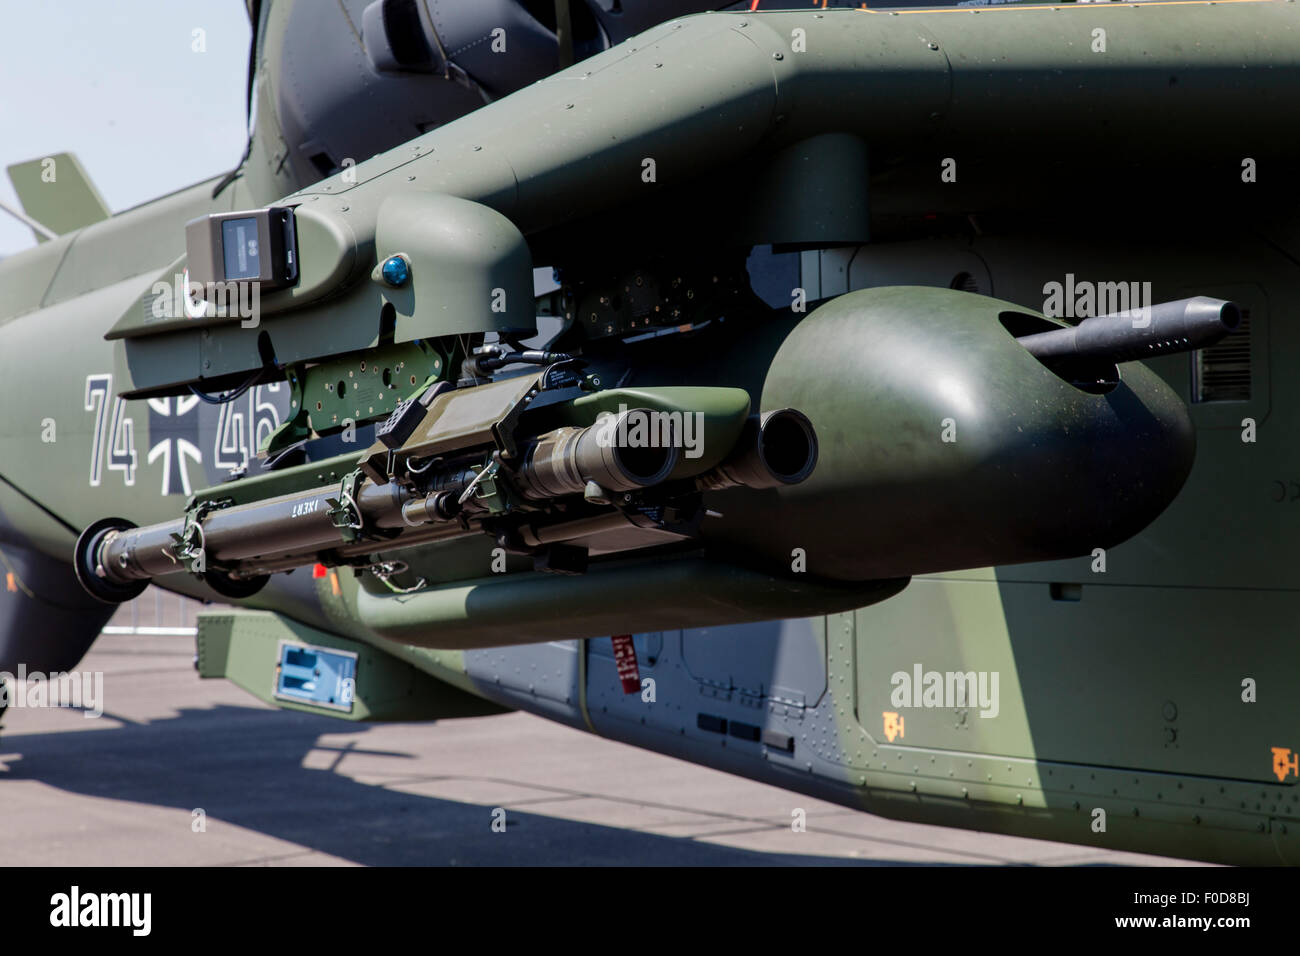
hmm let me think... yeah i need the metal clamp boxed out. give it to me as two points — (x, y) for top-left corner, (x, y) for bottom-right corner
(326, 469), (367, 544)
(171, 498), (224, 574)
(457, 457), (501, 506)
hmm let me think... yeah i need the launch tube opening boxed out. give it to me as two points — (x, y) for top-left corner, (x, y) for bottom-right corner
(695, 409), (820, 492)
(759, 410), (818, 483)
(616, 444), (676, 485)
(73, 517), (149, 605)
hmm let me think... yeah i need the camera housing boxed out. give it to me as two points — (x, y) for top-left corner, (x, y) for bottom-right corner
(184, 206), (299, 291)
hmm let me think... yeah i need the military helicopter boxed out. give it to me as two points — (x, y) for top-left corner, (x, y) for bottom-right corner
(0, 0), (1295, 866)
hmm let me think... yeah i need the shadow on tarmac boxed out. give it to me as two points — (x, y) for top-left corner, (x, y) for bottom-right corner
(0, 704), (944, 866)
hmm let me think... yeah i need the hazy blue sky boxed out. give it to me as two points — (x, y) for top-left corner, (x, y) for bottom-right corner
(0, 0), (251, 255)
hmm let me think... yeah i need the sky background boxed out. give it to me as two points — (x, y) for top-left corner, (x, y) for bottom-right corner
(0, 0), (252, 256)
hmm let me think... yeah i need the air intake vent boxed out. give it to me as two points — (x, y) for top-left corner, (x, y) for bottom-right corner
(380, 0), (435, 69)
(1192, 307), (1251, 402)
(950, 271), (980, 294)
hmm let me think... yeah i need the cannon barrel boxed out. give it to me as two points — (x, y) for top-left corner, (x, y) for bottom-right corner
(1016, 296), (1240, 366)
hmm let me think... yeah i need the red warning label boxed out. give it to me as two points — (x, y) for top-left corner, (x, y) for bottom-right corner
(611, 634), (641, 695)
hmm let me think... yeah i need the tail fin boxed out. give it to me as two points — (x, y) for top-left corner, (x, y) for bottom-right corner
(5, 152), (110, 242)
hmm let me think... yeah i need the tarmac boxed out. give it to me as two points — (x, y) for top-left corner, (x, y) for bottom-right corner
(0, 616), (1205, 866)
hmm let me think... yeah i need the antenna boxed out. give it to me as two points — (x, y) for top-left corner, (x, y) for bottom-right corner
(0, 196), (57, 241)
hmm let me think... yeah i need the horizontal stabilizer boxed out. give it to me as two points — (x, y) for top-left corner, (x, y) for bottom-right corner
(6, 152), (110, 242)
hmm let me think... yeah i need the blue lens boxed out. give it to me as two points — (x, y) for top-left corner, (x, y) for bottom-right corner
(381, 255), (410, 287)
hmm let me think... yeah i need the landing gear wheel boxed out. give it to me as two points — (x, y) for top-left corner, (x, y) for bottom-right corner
(199, 568), (270, 600)
(74, 517), (149, 605)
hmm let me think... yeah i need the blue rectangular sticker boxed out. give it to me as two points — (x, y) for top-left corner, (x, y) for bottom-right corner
(273, 642), (357, 713)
